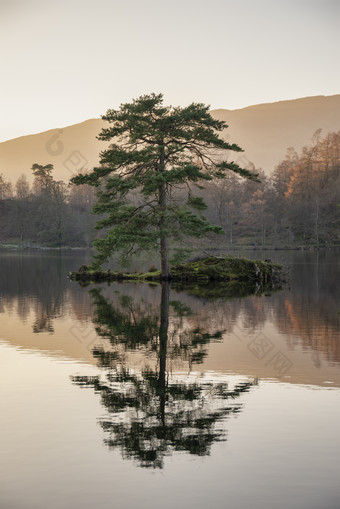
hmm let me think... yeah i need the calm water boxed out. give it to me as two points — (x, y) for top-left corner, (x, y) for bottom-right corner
(0, 249), (339, 509)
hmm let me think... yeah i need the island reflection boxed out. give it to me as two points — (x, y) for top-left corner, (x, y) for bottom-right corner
(72, 282), (257, 468)
(1, 251), (339, 386)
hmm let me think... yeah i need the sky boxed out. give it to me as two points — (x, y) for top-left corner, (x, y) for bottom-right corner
(0, 0), (339, 142)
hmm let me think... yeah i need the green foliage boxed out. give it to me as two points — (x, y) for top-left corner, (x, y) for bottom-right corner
(2, 128), (340, 250)
(169, 248), (193, 265)
(71, 93), (258, 273)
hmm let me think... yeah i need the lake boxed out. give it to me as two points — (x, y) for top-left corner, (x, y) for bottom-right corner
(0, 249), (339, 509)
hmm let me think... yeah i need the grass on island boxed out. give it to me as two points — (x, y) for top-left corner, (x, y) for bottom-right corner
(69, 256), (284, 285)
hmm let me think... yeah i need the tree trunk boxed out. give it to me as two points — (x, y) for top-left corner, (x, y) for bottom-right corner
(158, 146), (172, 279)
(160, 229), (171, 279)
(158, 281), (169, 427)
(314, 196), (319, 246)
(261, 222), (266, 249)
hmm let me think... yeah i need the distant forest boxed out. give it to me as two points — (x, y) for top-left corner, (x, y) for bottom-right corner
(0, 130), (339, 248)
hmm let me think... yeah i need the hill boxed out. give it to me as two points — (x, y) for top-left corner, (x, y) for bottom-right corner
(1, 94), (339, 183)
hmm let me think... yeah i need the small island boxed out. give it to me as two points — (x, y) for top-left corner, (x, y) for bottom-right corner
(69, 95), (285, 291)
(68, 255), (283, 286)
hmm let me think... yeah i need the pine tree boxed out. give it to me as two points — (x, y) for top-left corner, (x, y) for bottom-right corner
(71, 93), (259, 278)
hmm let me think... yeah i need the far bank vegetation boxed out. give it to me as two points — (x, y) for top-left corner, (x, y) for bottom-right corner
(0, 129), (339, 249)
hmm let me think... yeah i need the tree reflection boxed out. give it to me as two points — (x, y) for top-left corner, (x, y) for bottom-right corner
(72, 282), (257, 468)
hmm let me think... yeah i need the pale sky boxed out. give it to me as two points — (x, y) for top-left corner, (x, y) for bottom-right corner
(0, 0), (339, 142)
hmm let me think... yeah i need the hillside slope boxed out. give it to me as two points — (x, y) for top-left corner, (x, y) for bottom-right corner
(1, 94), (339, 183)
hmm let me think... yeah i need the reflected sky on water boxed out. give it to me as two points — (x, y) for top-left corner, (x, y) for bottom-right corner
(0, 250), (339, 508)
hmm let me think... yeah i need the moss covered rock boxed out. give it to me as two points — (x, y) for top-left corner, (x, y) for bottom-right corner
(171, 256), (282, 284)
(68, 256), (284, 286)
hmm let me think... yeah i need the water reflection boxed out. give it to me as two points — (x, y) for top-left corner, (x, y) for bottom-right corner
(88, 286), (224, 367)
(0, 250), (339, 383)
(72, 283), (257, 468)
(1, 251), (340, 507)
(0, 251), (88, 332)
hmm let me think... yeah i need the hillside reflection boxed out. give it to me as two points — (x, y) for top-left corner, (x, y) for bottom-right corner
(72, 283), (257, 468)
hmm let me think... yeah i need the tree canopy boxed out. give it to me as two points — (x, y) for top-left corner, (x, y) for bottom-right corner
(72, 93), (259, 276)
